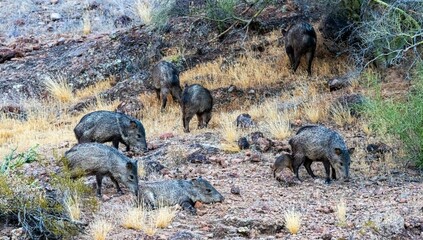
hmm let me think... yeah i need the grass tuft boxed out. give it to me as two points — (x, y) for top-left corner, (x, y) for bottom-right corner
(284, 209), (302, 235)
(44, 75), (74, 103)
(89, 218), (113, 240)
(135, 0), (152, 25)
(63, 190), (81, 221)
(154, 205), (177, 228)
(336, 199), (347, 226)
(121, 205), (145, 230)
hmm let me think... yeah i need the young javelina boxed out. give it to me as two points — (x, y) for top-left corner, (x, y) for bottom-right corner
(152, 61), (182, 111)
(181, 84), (213, 133)
(236, 113), (256, 128)
(289, 125), (354, 184)
(138, 177), (224, 215)
(65, 143), (139, 197)
(283, 22), (317, 76)
(272, 153), (293, 179)
(74, 110), (147, 152)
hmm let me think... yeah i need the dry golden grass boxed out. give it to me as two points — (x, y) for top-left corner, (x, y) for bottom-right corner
(43, 75), (74, 103)
(138, 92), (183, 136)
(75, 76), (115, 100)
(134, 0), (152, 25)
(82, 12), (91, 35)
(284, 209), (302, 235)
(143, 217), (157, 236)
(154, 205), (177, 228)
(121, 205), (145, 230)
(336, 199), (347, 226)
(89, 217), (113, 240)
(64, 191), (81, 221)
(361, 123), (373, 136)
(331, 103), (355, 127)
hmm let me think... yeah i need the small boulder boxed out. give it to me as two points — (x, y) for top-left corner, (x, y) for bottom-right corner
(50, 13), (62, 21)
(237, 137), (250, 150)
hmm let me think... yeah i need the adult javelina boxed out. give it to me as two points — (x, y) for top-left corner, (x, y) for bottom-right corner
(74, 110), (147, 152)
(284, 22), (316, 76)
(181, 84), (213, 133)
(272, 153), (293, 178)
(65, 143), (139, 197)
(139, 177), (224, 215)
(289, 125), (354, 184)
(152, 61), (182, 111)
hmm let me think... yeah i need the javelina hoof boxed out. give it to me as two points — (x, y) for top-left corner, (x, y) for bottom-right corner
(324, 179), (332, 184)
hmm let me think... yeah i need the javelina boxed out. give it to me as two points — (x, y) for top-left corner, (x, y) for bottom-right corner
(272, 153), (293, 178)
(152, 61), (182, 111)
(289, 125), (354, 184)
(74, 110), (147, 152)
(181, 84), (213, 133)
(283, 22), (317, 76)
(139, 177), (224, 215)
(65, 143), (139, 197)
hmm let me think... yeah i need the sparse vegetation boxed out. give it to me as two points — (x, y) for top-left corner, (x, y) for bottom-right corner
(336, 199), (347, 226)
(284, 209), (302, 235)
(364, 63), (423, 167)
(43, 75), (74, 103)
(121, 205), (145, 230)
(89, 218), (113, 240)
(154, 205), (177, 228)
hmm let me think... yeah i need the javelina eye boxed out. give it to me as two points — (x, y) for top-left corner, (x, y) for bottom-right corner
(137, 134), (142, 138)
(206, 189), (212, 193)
(129, 175), (134, 180)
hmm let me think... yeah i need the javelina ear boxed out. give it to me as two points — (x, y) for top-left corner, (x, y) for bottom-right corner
(184, 83), (188, 88)
(126, 161), (134, 170)
(129, 121), (137, 129)
(335, 148), (342, 155)
(348, 148), (355, 155)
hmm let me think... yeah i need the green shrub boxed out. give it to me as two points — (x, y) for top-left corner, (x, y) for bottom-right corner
(364, 62), (423, 167)
(1, 145), (39, 174)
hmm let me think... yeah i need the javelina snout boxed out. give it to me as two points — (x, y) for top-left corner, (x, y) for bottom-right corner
(65, 143), (139, 198)
(152, 60), (182, 111)
(334, 147), (354, 181)
(272, 153), (294, 179)
(284, 22), (317, 76)
(74, 110), (147, 153)
(181, 84), (213, 133)
(192, 177), (224, 203)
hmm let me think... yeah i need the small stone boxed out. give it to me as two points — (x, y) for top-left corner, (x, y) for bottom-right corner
(250, 153), (261, 162)
(238, 137), (250, 150)
(230, 185), (240, 195)
(228, 85), (236, 93)
(50, 0), (59, 4)
(159, 132), (174, 140)
(50, 13), (62, 21)
(322, 233), (332, 240)
(194, 201), (203, 209)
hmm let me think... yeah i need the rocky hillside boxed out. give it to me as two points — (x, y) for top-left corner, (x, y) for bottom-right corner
(0, 0), (422, 239)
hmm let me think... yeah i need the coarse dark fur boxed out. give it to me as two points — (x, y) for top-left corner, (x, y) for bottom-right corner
(138, 177), (224, 215)
(284, 22), (317, 76)
(289, 125), (354, 184)
(74, 110), (147, 152)
(152, 61), (182, 111)
(181, 84), (213, 133)
(65, 143), (139, 197)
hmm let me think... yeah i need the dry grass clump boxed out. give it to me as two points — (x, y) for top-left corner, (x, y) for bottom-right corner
(180, 52), (287, 89)
(75, 76), (115, 99)
(43, 75), (74, 103)
(284, 209), (302, 235)
(134, 0), (152, 25)
(336, 199), (347, 226)
(138, 93), (182, 136)
(331, 103), (355, 127)
(121, 205), (145, 230)
(64, 190), (81, 221)
(82, 12), (91, 35)
(89, 217), (113, 240)
(154, 205), (177, 228)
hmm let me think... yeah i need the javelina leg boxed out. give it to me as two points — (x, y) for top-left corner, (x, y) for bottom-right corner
(183, 112), (193, 133)
(180, 199), (197, 215)
(112, 139), (119, 149)
(323, 161), (332, 184)
(293, 155), (305, 181)
(286, 46), (294, 70)
(331, 166), (337, 180)
(203, 111), (212, 128)
(303, 159), (317, 178)
(155, 89), (161, 101)
(109, 175), (123, 195)
(196, 114), (202, 129)
(305, 50), (314, 76)
(292, 51), (301, 73)
(95, 174), (104, 197)
(160, 89), (170, 111)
